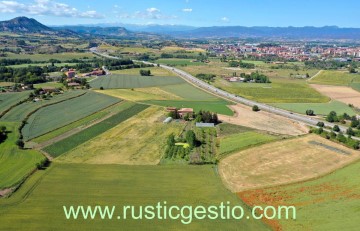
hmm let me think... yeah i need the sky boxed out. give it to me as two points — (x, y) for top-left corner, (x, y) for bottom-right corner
(0, 0), (359, 27)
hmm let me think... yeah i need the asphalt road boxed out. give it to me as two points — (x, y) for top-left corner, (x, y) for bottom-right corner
(90, 47), (360, 141)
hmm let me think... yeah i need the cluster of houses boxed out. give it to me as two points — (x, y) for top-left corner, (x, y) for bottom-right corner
(207, 43), (360, 62)
(61, 68), (105, 80)
(222, 75), (246, 83)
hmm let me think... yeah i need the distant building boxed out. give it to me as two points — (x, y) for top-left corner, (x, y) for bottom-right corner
(178, 108), (194, 118)
(67, 82), (80, 87)
(196, 123), (215, 128)
(163, 117), (173, 124)
(65, 69), (76, 78)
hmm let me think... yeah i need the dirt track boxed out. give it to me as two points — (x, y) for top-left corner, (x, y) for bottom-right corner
(219, 104), (308, 136)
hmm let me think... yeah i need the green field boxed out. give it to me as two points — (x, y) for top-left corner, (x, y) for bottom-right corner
(159, 83), (219, 101)
(90, 74), (185, 89)
(219, 131), (278, 158)
(43, 104), (149, 157)
(239, 159), (360, 231)
(0, 164), (269, 230)
(144, 100), (233, 116)
(33, 82), (64, 89)
(0, 122), (45, 190)
(32, 102), (134, 144)
(215, 79), (330, 103)
(351, 82), (360, 92)
(155, 58), (206, 66)
(3, 52), (96, 62)
(22, 92), (120, 141)
(0, 91), (29, 116)
(111, 67), (176, 77)
(273, 100), (356, 116)
(0, 90), (85, 122)
(7, 63), (78, 68)
(309, 70), (360, 86)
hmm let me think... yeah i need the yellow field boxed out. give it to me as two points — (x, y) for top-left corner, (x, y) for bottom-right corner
(96, 87), (183, 101)
(56, 106), (184, 165)
(219, 135), (360, 192)
(111, 67), (176, 76)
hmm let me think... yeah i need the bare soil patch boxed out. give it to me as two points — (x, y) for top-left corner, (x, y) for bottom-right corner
(219, 135), (360, 192)
(311, 84), (360, 108)
(218, 104), (308, 136)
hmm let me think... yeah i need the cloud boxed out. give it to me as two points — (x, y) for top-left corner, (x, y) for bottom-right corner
(221, 17), (230, 22)
(119, 7), (177, 20)
(182, 8), (192, 12)
(146, 7), (160, 13)
(0, 0), (104, 18)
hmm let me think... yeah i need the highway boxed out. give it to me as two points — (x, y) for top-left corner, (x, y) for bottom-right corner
(90, 47), (360, 141)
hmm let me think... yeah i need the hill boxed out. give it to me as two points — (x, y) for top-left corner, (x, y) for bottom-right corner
(0, 17), (54, 34)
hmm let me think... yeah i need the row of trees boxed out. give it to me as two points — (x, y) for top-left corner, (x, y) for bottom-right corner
(195, 73), (216, 82)
(240, 72), (271, 83)
(311, 127), (359, 150)
(228, 60), (255, 69)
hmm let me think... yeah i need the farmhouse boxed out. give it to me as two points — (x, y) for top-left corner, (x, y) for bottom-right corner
(67, 82), (81, 87)
(166, 107), (194, 119)
(178, 108), (194, 118)
(65, 69), (76, 78)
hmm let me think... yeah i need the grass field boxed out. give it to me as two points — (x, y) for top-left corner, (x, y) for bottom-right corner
(7, 63), (78, 68)
(0, 90), (86, 122)
(155, 58), (206, 66)
(215, 79), (330, 103)
(0, 91), (29, 116)
(144, 100), (234, 116)
(273, 100), (356, 116)
(90, 74), (185, 89)
(0, 164), (270, 230)
(0, 122), (45, 190)
(22, 92), (120, 141)
(111, 67), (176, 76)
(43, 104), (149, 157)
(57, 106), (184, 165)
(309, 70), (360, 85)
(0, 82), (14, 87)
(219, 135), (360, 192)
(32, 102), (134, 144)
(351, 82), (360, 92)
(33, 82), (64, 89)
(3, 52), (96, 62)
(159, 83), (220, 101)
(96, 88), (183, 101)
(217, 123), (255, 137)
(218, 131), (278, 158)
(239, 159), (360, 231)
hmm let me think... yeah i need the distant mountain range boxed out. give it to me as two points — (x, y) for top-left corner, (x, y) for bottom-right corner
(2, 17), (360, 40)
(171, 26), (360, 39)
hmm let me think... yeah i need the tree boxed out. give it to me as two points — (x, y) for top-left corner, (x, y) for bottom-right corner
(333, 125), (340, 132)
(185, 130), (196, 149)
(326, 111), (338, 123)
(139, 69), (151, 76)
(16, 139), (25, 149)
(346, 127), (355, 136)
(167, 134), (175, 147)
(317, 122), (325, 127)
(252, 105), (260, 112)
(99, 86), (104, 90)
(0, 126), (6, 133)
(306, 110), (315, 116)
